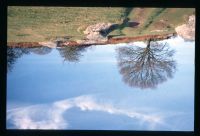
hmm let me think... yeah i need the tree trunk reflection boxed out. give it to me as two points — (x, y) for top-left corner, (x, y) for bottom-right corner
(116, 39), (177, 89)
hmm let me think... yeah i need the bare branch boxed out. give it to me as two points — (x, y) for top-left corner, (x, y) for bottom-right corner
(116, 41), (177, 89)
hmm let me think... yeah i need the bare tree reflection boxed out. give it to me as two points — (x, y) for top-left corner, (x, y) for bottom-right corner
(7, 47), (52, 72)
(7, 47), (30, 72)
(29, 46), (52, 55)
(116, 39), (176, 89)
(57, 45), (89, 62)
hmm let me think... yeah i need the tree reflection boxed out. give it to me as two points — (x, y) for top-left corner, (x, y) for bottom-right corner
(57, 45), (88, 62)
(7, 47), (52, 72)
(116, 39), (176, 89)
(7, 47), (30, 72)
(29, 46), (52, 55)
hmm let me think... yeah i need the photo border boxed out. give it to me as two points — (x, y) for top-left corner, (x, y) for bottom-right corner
(0, 0), (199, 136)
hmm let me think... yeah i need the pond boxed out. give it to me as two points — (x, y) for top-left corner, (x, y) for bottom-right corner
(7, 36), (195, 131)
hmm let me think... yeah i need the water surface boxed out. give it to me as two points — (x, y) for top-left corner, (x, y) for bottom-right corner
(7, 36), (194, 131)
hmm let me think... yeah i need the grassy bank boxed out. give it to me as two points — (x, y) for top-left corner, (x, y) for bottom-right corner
(8, 7), (125, 42)
(8, 7), (194, 42)
(110, 8), (194, 37)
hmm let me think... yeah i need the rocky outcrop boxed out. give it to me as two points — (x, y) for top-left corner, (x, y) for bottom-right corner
(175, 15), (195, 41)
(78, 23), (114, 44)
(83, 23), (113, 35)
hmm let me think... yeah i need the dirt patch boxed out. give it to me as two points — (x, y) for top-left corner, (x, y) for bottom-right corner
(132, 8), (146, 26)
(107, 33), (176, 44)
(153, 21), (170, 29)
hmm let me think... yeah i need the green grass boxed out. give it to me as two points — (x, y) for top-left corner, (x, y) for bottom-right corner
(7, 7), (195, 42)
(117, 8), (195, 37)
(142, 8), (166, 30)
(142, 8), (194, 34)
(8, 7), (125, 42)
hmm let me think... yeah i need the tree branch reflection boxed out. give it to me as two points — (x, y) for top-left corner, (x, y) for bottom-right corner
(57, 45), (89, 62)
(29, 47), (52, 55)
(116, 39), (177, 89)
(7, 47), (52, 72)
(7, 47), (30, 72)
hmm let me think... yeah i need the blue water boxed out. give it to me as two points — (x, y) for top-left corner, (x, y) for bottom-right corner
(7, 36), (195, 131)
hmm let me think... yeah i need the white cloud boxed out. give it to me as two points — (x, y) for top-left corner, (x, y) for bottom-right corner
(7, 104), (68, 129)
(7, 95), (172, 130)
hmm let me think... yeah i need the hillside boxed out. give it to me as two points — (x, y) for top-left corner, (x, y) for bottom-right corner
(7, 7), (195, 43)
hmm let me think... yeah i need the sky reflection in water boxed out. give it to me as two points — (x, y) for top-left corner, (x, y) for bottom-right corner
(7, 36), (194, 131)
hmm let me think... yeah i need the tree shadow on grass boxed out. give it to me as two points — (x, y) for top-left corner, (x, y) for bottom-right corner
(106, 18), (140, 39)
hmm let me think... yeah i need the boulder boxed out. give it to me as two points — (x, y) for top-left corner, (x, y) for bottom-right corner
(86, 32), (108, 42)
(83, 23), (113, 35)
(82, 23), (114, 43)
(175, 15), (195, 41)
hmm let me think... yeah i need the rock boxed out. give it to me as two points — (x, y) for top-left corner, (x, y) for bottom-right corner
(175, 15), (195, 41)
(82, 23), (114, 43)
(83, 23), (113, 35)
(77, 39), (106, 45)
(38, 42), (57, 48)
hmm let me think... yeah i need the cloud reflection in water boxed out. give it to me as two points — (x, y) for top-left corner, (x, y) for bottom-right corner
(7, 95), (165, 130)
